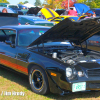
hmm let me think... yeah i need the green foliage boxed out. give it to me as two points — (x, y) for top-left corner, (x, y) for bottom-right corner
(43, 0), (63, 9)
(76, 0), (100, 8)
(76, 0), (87, 3)
(24, 1), (29, 4)
(35, 0), (41, 6)
(18, 2), (24, 5)
(0, 0), (9, 3)
(93, 0), (100, 8)
(86, 1), (97, 8)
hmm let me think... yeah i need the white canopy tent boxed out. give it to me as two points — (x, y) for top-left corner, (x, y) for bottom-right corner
(23, 3), (35, 8)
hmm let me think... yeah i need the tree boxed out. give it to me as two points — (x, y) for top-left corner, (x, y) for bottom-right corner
(0, 0), (9, 3)
(86, 1), (97, 8)
(43, 0), (63, 9)
(43, 0), (53, 8)
(61, 0), (76, 9)
(24, 1), (29, 4)
(93, 0), (100, 8)
(53, 0), (63, 9)
(43, 0), (100, 9)
(76, 0), (87, 3)
(76, 0), (97, 8)
(18, 2), (24, 5)
(35, 0), (41, 6)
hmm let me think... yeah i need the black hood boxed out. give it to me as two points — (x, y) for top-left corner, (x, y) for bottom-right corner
(55, 9), (65, 15)
(29, 17), (100, 46)
(27, 7), (41, 15)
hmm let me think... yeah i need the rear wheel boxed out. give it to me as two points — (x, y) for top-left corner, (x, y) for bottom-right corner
(29, 65), (49, 95)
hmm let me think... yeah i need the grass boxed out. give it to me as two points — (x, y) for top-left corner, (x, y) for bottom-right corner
(0, 67), (100, 100)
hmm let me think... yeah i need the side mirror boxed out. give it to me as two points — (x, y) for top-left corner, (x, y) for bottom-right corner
(5, 40), (12, 45)
(5, 40), (15, 48)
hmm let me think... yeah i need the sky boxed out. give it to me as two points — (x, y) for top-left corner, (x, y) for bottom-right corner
(7, 0), (44, 5)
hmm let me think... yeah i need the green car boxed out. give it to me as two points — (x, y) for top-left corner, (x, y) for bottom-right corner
(18, 15), (55, 27)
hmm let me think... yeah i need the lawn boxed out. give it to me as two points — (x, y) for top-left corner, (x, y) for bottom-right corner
(0, 66), (100, 100)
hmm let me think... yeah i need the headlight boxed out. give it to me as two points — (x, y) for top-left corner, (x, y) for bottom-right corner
(66, 67), (77, 80)
(66, 67), (72, 77)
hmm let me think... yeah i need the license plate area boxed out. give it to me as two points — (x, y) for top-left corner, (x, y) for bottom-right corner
(72, 82), (86, 92)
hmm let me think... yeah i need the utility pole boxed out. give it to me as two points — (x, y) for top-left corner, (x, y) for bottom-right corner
(52, 0), (53, 9)
(68, 0), (69, 9)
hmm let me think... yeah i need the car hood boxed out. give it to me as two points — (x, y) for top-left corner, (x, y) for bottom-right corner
(27, 7), (41, 15)
(55, 9), (65, 15)
(74, 3), (90, 15)
(29, 17), (100, 46)
(40, 8), (59, 20)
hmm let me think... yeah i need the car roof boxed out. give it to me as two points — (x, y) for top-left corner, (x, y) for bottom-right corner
(0, 25), (50, 31)
(0, 7), (15, 13)
(18, 15), (42, 19)
(18, 15), (54, 23)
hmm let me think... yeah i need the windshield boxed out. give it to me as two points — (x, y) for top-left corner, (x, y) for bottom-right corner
(18, 28), (49, 46)
(8, 5), (18, 8)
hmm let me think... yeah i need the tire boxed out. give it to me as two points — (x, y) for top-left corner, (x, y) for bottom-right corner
(28, 65), (50, 95)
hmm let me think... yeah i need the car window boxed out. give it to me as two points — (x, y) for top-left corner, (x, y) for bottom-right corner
(0, 29), (16, 44)
(0, 30), (5, 35)
(18, 17), (34, 25)
(4, 5), (7, 7)
(8, 5), (18, 8)
(18, 28), (49, 46)
(3, 30), (16, 35)
(18, 17), (26, 24)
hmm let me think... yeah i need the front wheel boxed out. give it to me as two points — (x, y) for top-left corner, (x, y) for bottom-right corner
(29, 66), (49, 95)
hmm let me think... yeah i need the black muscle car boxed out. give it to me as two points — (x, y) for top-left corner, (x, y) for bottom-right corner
(1, 17), (100, 95)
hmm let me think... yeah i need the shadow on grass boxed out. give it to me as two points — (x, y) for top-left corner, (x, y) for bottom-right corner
(0, 66), (31, 91)
(0, 66), (100, 100)
(46, 91), (100, 100)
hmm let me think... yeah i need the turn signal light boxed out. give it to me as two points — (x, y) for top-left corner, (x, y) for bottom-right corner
(51, 72), (57, 76)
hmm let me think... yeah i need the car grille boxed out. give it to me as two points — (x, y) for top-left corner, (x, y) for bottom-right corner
(89, 83), (100, 88)
(87, 69), (100, 77)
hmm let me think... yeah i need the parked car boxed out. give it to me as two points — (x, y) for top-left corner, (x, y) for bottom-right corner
(40, 8), (79, 23)
(1, 17), (100, 95)
(0, 3), (9, 7)
(26, 7), (79, 24)
(0, 13), (18, 26)
(86, 31), (100, 51)
(18, 15), (55, 27)
(89, 8), (100, 17)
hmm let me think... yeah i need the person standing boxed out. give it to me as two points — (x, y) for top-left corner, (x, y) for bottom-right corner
(68, 8), (77, 16)
(2, 8), (8, 13)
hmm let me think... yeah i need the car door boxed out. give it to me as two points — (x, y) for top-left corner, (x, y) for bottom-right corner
(16, 47), (30, 75)
(0, 29), (18, 72)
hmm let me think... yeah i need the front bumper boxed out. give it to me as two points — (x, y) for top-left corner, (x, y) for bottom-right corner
(60, 80), (100, 95)
(48, 74), (100, 94)
(47, 68), (100, 94)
